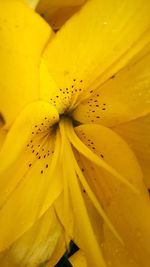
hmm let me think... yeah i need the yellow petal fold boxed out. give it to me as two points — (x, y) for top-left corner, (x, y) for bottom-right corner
(113, 113), (150, 188)
(0, 101), (63, 251)
(0, 206), (64, 267)
(42, 0), (150, 113)
(0, 0), (51, 126)
(74, 43), (150, 126)
(36, 0), (86, 30)
(75, 124), (150, 266)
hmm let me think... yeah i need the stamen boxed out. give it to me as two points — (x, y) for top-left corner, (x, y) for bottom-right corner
(59, 123), (70, 229)
(59, 123), (107, 267)
(72, 152), (123, 244)
(60, 119), (122, 243)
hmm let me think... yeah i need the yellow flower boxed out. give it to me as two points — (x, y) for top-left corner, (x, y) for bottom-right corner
(0, 0), (150, 267)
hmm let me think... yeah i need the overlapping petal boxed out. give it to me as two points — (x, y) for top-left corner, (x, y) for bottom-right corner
(74, 124), (150, 266)
(0, 0), (51, 126)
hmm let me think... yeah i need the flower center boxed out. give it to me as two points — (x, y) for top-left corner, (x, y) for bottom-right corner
(46, 77), (94, 115)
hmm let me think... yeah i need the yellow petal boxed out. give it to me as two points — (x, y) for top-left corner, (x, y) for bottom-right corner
(36, 0), (86, 30)
(69, 250), (87, 267)
(0, 0), (51, 126)
(0, 206), (63, 267)
(74, 43), (150, 126)
(102, 225), (139, 267)
(0, 101), (59, 174)
(0, 101), (63, 251)
(39, 60), (66, 114)
(0, 128), (7, 151)
(113, 113), (150, 189)
(75, 124), (150, 266)
(43, 0), (150, 114)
